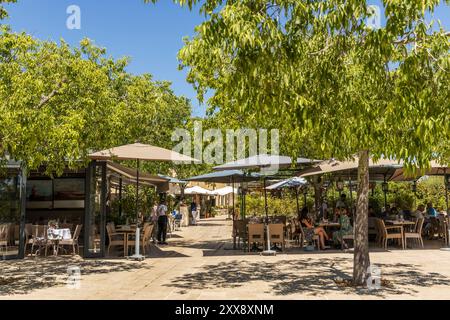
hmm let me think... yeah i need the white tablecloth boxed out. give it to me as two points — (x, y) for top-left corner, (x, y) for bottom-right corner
(48, 228), (72, 240)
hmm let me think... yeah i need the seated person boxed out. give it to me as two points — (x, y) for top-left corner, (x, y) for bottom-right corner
(379, 205), (390, 219)
(389, 206), (399, 219)
(300, 207), (329, 250)
(426, 202), (438, 218)
(332, 208), (354, 248)
(332, 207), (341, 222)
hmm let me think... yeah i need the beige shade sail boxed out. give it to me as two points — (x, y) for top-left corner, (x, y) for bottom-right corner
(89, 143), (200, 163)
(389, 161), (450, 182)
(298, 157), (403, 181)
(106, 161), (170, 192)
(213, 154), (320, 171)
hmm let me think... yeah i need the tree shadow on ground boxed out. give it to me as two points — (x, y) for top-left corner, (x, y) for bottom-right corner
(0, 256), (152, 296)
(163, 257), (450, 297)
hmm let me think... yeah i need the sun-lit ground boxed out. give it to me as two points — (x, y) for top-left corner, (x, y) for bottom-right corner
(1, 215), (450, 300)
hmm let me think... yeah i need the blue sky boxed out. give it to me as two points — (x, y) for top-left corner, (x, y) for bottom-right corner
(3, 0), (450, 117)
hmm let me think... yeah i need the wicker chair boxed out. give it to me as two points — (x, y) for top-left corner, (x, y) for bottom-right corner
(376, 219), (404, 249)
(0, 224), (9, 255)
(30, 225), (49, 256)
(233, 220), (248, 250)
(58, 224), (83, 255)
(106, 223), (125, 255)
(404, 218), (424, 248)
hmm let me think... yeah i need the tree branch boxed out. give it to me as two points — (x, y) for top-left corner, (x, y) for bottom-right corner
(35, 77), (67, 109)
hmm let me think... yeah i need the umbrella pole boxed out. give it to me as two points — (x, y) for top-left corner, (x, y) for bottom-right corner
(303, 187), (307, 207)
(262, 176), (276, 256)
(295, 187), (300, 220)
(130, 159), (144, 261)
(232, 177), (235, 220)
(441, 169), (450, 250)
(445, 169), (449, 216)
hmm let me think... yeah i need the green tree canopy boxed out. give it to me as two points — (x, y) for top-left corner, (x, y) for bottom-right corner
(148, 0), (450, 285)
(0, 27), (192, 175)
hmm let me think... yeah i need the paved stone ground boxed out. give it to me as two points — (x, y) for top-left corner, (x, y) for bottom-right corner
(1, 215), (450, 300)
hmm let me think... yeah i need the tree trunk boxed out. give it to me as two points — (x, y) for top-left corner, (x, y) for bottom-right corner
(353, 150), (371, 285)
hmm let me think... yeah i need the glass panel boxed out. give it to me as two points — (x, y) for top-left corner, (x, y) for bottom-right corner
(86, 163), (105, 256)
(0, 174), (21, 259)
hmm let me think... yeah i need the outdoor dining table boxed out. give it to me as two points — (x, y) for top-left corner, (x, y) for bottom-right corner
(385, 220), (416, 246)
(115, 226), (136, 256)
(47, 228), (72, 256)
(317, 222), (341, 228)
(385, 220), (415, 231)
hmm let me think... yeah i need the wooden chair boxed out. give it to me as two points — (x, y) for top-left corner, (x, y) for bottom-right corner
(233, 220), (248, 250)
(376, 219), (404, 249)
(30, 225), (49, 256)
(127, 224), (154, 256)
(368, 217), (378, 239)
(60, 223), (74, 232)
(58, 224), (83, 255)
(106, 223), (125, 255)
(24, 224), (33, 253)
(12, 224), (20, 246)
(286, 219), (301, 247)
(341, 233), (354, 249)
(0, 224), (8, 255)
(247, 223), (265, 252)
(404, 218), (424, 248)
(269, 223), (285, 251)
(437, 215), (448, 244)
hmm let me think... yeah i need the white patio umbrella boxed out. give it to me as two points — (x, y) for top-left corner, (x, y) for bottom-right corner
(184, 185), (217, 196)
(214, 186), (238, 196)
(89, 143), (199, 261)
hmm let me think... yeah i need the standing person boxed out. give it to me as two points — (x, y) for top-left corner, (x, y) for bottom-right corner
(157, 198), (169, 245)
(151, 203), (158, 243)
(190, 200), (197, 225)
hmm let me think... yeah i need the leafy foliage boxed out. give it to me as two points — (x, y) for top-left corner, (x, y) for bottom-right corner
(0, 0), (16, 20)
(0, 28), (192, 176)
